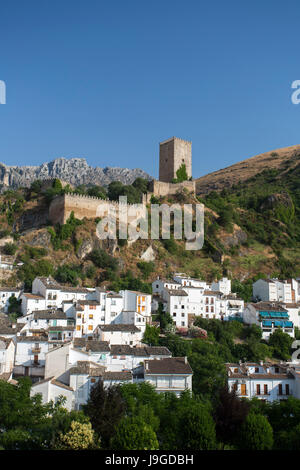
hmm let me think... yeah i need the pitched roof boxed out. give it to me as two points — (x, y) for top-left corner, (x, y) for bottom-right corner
(110, 344), (133, 355)
(251, 302), (288, 313)
(69, 361), (105, 376)
(22, 293), (45, 300)
(99, 324), (141, 332)
(144, 357), (192, 375)
(33, 309), (67, 320)
(0, 324), (20, 335)
(0, 287), (20, 292)
(167, 289), (188, 297)
(60, 286), (92, 294)
(133, 346), (171, 357)
(73, 338), (110, 352)
(103, 371), (132, 381)
(76, 300), (99, 306)
(17, 335), (48, 342)
(51, 379), (73, 391)
(48, 325), (75, 331)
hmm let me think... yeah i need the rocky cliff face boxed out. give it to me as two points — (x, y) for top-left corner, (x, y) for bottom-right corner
(0, 157), (151, 189)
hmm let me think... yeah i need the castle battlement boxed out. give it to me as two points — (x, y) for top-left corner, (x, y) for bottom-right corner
(49, 192), (147, 225)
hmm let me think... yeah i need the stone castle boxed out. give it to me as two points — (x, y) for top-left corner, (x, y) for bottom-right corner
(49, 137), (196, 225)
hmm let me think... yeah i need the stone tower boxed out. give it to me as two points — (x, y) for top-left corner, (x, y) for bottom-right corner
(159, 137), (192, 183)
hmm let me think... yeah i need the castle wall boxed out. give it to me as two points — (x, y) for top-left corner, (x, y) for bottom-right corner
(147, 179), (195, 201)
(49, 193), (148, 226)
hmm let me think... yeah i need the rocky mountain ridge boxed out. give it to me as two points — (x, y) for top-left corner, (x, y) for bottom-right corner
(0, 157), (151, 189)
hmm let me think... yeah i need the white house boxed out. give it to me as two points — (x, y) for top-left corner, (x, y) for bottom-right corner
(120, 290), (152, 323)
(14, 336), (49, 379)
(20, 293), (46, 316)
(30, 376), (74, 409)
(0, 288), (22, 313)
(152, 278), (182, 296)
(95, 324), (143, 346)
(139, 357), (193, 396)
(163, 289), (189, 328)
(0, 336), (15, 374)
(226, 362), (295, 402)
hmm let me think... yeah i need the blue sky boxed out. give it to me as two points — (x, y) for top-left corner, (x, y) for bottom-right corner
(1, 0), (300, 179)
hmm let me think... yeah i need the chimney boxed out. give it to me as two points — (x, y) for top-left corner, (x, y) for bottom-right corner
(184, 356), (187, 364)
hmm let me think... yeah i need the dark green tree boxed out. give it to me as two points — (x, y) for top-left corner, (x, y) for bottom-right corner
(83, 381), (126, 449)
(239, 412), (273, 450)
(110, 416), (159, 450)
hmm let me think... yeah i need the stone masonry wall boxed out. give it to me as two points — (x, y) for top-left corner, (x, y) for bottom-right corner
(49, 193), (147, 225)
(147, 179), (196, 201)
(159, 137), (192, 183)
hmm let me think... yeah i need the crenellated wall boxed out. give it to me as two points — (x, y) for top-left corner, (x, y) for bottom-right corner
(49, 193), (147, 225)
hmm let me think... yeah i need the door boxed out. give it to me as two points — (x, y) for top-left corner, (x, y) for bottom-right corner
(241, 384), (246, 395)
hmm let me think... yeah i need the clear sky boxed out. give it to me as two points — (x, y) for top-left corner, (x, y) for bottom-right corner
(1, 0), (300, 179)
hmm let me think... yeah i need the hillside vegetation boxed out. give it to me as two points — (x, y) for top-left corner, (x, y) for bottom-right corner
(1, 147), (300, 301)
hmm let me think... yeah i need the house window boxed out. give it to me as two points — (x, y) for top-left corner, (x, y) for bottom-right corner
(91, 378), (96, 383)
(76, 326), (80, 331)
(89, 314), (93, 319)
(234, 368), (238, 373)
(264, 384), (268, 395)
(286, 384), (290, 395)
(256, 384), (260, 395)
(278, 384), (282, 395)
(88, 325), (93, 331)
(255, 367), (259, 373)
(173, 313), (176, 317)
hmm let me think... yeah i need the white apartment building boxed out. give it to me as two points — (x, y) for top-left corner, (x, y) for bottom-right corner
(242, 302), (294, 339)
(152, 275), (244, 326)
(253, 278), (300, 304)
(226, 362), (296, 402)
(211, 277), (232, 295)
